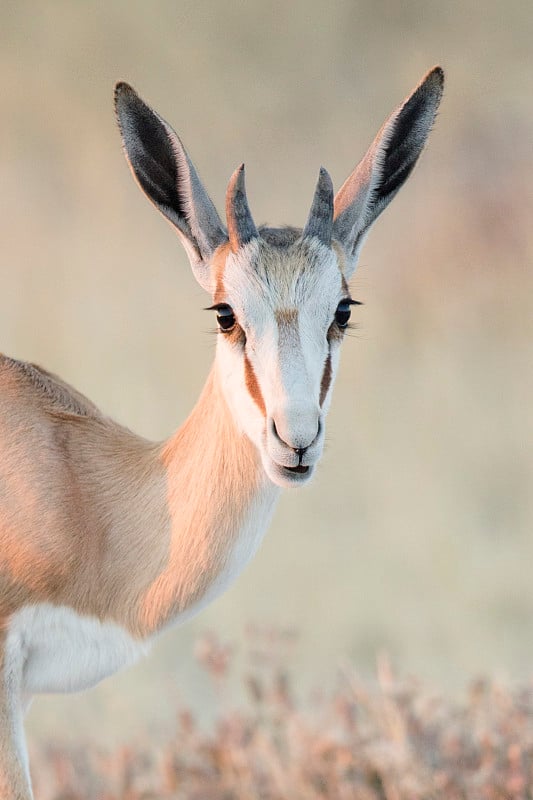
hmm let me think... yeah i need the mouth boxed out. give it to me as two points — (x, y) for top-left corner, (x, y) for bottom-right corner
(267, 459), (315, 487)
(262, 452), (317, 489)
(282, 464), (310, 475)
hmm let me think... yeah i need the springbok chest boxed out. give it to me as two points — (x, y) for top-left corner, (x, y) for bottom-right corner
(10, 489), (278, 695)
(161, 486), (279, 628)
(12, 605), (147, 695)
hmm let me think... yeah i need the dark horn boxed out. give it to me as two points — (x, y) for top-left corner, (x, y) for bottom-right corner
(226, 164), (258, 252)
(303, 166), (334, 245)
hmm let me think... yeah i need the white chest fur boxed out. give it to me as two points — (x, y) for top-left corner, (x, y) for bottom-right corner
(11, 605), (147, 695)
(9, 485), (279, 697)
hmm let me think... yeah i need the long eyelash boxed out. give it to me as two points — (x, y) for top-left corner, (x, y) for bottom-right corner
(204, 303), (231, 312)
(344, 323), (363, 339)
(206, 327), (234, 339)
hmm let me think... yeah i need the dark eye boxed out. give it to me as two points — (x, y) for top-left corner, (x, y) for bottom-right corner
(215, 304), (236, 332)
(335, 301), (352, 329)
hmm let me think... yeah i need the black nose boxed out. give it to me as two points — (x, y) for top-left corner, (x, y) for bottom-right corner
(293, 446), (308, 464)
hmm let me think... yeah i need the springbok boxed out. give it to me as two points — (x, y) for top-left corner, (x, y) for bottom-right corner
(0, 66), (443, 798)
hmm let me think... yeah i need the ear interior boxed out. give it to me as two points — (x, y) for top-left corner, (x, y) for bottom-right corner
(370, 66), (444, 218)
(115, 84), (195, 242)
(333, 66), (444, 274)
(114, 83), (227, 290)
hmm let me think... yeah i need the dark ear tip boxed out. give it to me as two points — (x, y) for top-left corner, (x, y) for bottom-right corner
(318, 166), (334, 191)
(114, 82), (138, 112)
(424, 65), (445, 93)
(115, 81), (132, 93)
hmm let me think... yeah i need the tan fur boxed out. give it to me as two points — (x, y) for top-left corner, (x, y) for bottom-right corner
(140, 367), (261, 631)
(212, 241), (232, 303)
(275, 308), (298, 327)
(0, 355), (262, 639)
(0, 244), (341, 637)
(225, 323), (246, 348)
(244, 353), (266, 416)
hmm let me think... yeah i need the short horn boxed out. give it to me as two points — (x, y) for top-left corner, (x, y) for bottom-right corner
(226, 164), (258, 252)
(303, 166), (334, 245)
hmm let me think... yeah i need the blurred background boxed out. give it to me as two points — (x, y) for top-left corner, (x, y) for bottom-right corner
(1, 0), (531, 746)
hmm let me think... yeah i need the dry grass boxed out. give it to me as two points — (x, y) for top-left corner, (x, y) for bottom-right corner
(30, 630), (533, 799)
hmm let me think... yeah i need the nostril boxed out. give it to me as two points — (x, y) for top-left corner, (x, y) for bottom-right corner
(271, 418), (291, 448)
(271, 418), (297, 450)
(270, 416), (322, 451)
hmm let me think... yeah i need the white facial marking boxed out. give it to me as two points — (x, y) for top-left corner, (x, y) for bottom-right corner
(214, 234), (349, 489)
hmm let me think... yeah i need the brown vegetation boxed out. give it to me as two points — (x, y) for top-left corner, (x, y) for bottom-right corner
(30, 630), (533, 799)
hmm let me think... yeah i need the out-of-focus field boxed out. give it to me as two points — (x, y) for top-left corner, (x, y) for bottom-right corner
(0, 0), (532, 751)
(29, 631), (533, 799)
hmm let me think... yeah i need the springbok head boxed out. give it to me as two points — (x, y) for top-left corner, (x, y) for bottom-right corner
(115, 67), (443, 489)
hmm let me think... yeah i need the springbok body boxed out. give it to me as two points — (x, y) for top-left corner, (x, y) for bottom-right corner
(0, 67), (443, 798)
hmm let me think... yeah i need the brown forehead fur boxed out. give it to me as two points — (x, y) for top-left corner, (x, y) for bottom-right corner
(275, 308), (298, 326)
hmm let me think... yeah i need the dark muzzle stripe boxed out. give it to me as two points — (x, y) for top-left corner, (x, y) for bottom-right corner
(319, 351), (332, 407)
(244, 353), (266, 416)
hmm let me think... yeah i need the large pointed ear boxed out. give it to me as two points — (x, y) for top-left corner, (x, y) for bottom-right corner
(114, 83), (227, 291)
(333, 66), (444, 277)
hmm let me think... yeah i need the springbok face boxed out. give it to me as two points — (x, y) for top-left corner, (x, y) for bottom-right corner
(115, 67), (444, 488)
(210, 229), (348, 487)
